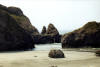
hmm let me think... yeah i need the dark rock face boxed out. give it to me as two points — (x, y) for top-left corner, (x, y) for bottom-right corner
(95, 50), (100, 56)
(0, 4), (39, 36)
(33, 23), (61, 44)
(11, 15), (39, 35)
(33, 34), (61, 44)
(45, 23), (61, 43)
(48, 49), (65, 58)
(62, 21), (100, 48)
(41, 26), (46, 34)
(46, 23), (59, 35)
(0, 4), (35, 51)
(8, 7), (23, 16)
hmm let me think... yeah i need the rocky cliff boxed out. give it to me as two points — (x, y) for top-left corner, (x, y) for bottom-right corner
(0, 4), (36, 51)
(61, 21), (100, 48)
(0, 4), (39, 35)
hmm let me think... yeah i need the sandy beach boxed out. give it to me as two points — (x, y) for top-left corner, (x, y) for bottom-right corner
(0, 50), (99, 67)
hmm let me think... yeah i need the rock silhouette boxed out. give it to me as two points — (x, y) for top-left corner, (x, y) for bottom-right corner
(41, 26), (46, 34)
(33, 24), (61, 44)
(0, 4), (39, 36)
(0, 4), (35, 51)
(46, 23), (59, 35)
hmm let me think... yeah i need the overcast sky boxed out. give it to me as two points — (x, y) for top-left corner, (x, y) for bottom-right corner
(0, 0), (100, 34)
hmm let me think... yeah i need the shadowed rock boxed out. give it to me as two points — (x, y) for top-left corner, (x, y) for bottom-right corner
(0, 4), (36, 51)
(33, 24), (61, 44)
(0, 4), (39, 36)
(46, 23), (61, 43)
(8, 7), (23, 16)
(48, 49), (65, 58)
(46, 23), (59, 35)
(0, 4), (8, 11)
(95, 50), (100, 56)
(11, 15), (39, 35)
(45, 23), (61, 43)
(41, 26), (46, 34)
(62, 21), (100, 48)
(33, 35), (60, 44)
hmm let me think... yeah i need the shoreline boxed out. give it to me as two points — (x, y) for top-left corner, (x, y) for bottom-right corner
(0, 50), (99, 67)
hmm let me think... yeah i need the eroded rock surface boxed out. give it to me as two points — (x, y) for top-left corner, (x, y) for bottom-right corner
(62, 21), (100, 48)
(0, 4), (36, 51)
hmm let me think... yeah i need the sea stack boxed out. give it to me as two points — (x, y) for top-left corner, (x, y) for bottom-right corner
(46, 23), (61, 43)
(61, 21), (100, 48)
(41, 26), (46, 34)
(33, 23), (61, 44)
(0, 4), (36, 51)
(46, 23), (59, 35)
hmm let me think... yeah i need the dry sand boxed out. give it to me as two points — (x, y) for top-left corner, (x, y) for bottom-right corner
(0, 50), (99, 67)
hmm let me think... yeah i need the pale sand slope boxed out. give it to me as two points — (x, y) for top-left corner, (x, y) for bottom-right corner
(0, 51), (99, 67)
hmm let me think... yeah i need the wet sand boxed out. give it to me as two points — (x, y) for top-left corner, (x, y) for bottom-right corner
(0, 51), (99, 67)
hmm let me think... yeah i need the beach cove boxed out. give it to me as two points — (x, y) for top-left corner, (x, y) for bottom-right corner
(0, 44), (99, 67)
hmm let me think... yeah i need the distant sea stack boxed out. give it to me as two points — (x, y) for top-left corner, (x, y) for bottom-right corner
(41, 26), (46, 35)
(33, 23), (61, 44)
(61, 21), (100, 48)
(0, 4), (36, 51)
(46, 23), (61, 43)
(46, 23), (59, 35)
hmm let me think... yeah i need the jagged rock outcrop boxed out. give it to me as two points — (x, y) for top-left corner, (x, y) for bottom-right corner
(11, 14), (39, 35)
(0, 4), (35, 51)
(33, 24), (61, 44)
(41, 26), (46, 34)
(46, 23), (61, 43)
(33, 34), (61, 44)
(8, 7), (23, 16)
(46, 23), (59, 35)
(0, 4), (39, 36)
(62, 21), (100, 48)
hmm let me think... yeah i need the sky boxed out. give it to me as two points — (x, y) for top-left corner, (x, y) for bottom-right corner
(0, 0), (100, 34)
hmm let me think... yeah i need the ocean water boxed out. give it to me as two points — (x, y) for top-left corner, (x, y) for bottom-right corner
(33, 43), (100, 52)
(33, 43), (62, 51)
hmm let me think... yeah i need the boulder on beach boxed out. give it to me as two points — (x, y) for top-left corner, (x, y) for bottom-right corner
(95, 50), (100, 56)
(48, 49), (65, 58)
(41, 26), (46, 35)
(0, 4), (35, 51)
(61, 21), (100, 48)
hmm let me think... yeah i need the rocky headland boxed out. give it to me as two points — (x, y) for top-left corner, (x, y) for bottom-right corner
(62, 21), (100, 48)
(1, 4), (100, 51)
(0, 4), (62, 51)
(0, 4), (39, 51)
